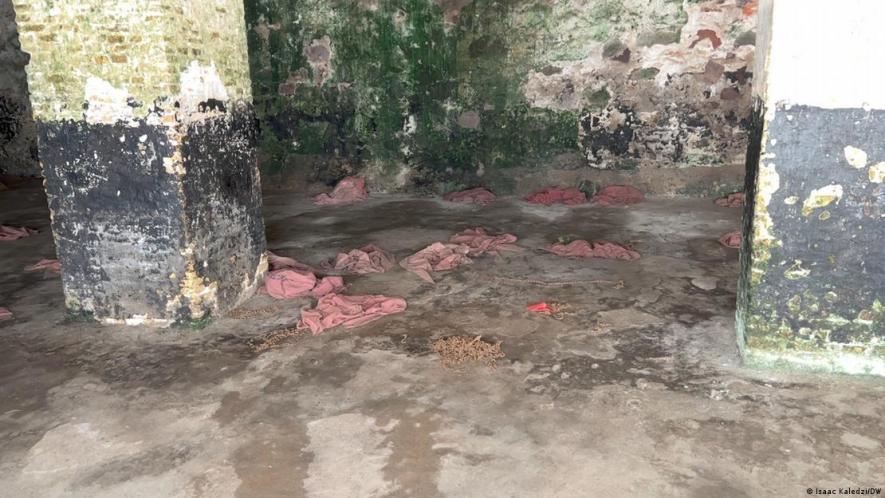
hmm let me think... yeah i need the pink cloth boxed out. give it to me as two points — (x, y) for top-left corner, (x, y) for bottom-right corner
(719, 231), (741, 248)
(524, 187), (587, 206)
(591, 185), (645, 206)
(323, 244), (395, 274)
(313, 176), (368, 206)
(25, 259), (61, 273)
(0, 307), (12, 320)
(400, 242), (472, 283)
(545, 240), (640, 260)
(448, 228), (519, 256)
(443, 187), (496, 204)
(297, 293), (407, 335)
(715, 192), (745, 208)
(0, 225), (37, 241)
(266, 250), (317, 273)
(264, 251), (345, 299)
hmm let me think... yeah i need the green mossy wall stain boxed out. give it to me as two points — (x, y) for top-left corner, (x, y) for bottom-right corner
(246, 0), (754, 190)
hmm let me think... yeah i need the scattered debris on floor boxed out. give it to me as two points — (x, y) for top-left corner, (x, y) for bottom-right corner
(443, 187), (496, 204)
(432, 335), (505, 370)
(715, 192), (745, 208)
(227, 305), (283, 319)
(590, 185), (645, 206)
(323, 244), (396, 274)
(545, 240), (641, 260)
(524, 186), (587, 206)
(719, 231), (742, 248)
(250, 326), (306, 353)
(267, 250), (317, 273)
(297, 293), (407, 335)
(527, 301), (559, 314)
(449, 228), (519, 256)
(313, 176), (369, 206)
(400, 242), (472, 283)
(0, 307), (12, 320)
(0, 225), (37, 241)
(24, 259), (61, 274)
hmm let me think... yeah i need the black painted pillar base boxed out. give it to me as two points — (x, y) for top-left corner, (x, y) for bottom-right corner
(737, 102), (885, 375)
(38, 106), (266, 325)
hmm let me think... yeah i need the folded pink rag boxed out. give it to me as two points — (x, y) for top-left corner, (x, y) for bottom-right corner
(545, 240), (640, 260)
(719, 231), (741, 248)
(266, 250), (317, 273)
(297, 293), (407, 335)
(591, 185), (645, 206)
(443, 187), (496, 204)
(0, 225), (37, 241)
(524, 187), (587, 206)
(264, 251), (345, 299)
(313, 176), (369, 206)
(25, 259), (61, 273)
(449, 228), (519, 256)
(715, 192), (745, 208)
(400, 242), (472, 283)
(323, 244), (396, 274)
(0, 307), (12, 320)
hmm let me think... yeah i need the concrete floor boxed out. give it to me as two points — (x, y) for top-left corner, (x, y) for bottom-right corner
(1, 185), (883, 497)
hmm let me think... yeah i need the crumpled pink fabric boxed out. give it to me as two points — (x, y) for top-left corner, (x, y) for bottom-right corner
(266, 250), (317, 273)
(1, 225), (37, 241)
(323, 244), (395, 274)
(297, 293), (407, 335)
(25, 259), (61, 273)
(545, 240), (640, 260)
(448, 228), (519, 256)
(524, 187), (587, 206)
(715, 192), (745, 208)
(719, 231), (741, 248)
(443, 187), (496, 204)
(264, 250), (345, 299)
(0, 307), (12, 320)
(591, 185), (645, 206)
(400, 242), (472, 283)
(313, 176), (368, 206)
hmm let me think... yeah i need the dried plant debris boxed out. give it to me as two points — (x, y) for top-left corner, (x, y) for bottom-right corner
(227, 305), (281, 319)
(251, 326), (306, 353)
(432, 335), (505, 370)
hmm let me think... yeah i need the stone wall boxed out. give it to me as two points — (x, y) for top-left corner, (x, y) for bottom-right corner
(0, 0), (38, 176)
(14, 0), (266, 325)
(246, 0), (757, 194)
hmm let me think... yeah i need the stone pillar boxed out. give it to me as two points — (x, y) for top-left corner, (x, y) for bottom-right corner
(13, 0), (266, 325)
(737, 0), (884, 374)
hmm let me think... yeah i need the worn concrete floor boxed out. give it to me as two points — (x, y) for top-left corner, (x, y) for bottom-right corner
(1, 185), (883, 497)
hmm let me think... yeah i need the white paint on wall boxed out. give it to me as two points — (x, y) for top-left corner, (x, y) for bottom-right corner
(756, 0), (885, 110)
(178, 61), (230, 119)
(84, 77), (135, 125)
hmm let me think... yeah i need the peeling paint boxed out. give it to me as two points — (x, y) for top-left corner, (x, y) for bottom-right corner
(869, 162), (885, 183)
(843, 145), (868, 169)
(801, 184), (843, 217)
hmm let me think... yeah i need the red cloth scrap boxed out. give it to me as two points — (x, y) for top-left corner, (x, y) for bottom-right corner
(591, 185), (645, 206)
(313, 176), (368, 206)
(715, 192), (745, 208)
(524, 187), (587, 206)
(443, 187), (496, 204)
(545, 240), (640, 260)
(297, 293), (407, 335)
(448, 228), (519, 256)
(323, 244), (395, 274)
(719, 231), (741, 248)
(25, 259), (61, 273)
(0, 307), (12, 320)
(1, 225), (37, 241)
(400, 242), (472, 283)
(527, 302), (556, 315)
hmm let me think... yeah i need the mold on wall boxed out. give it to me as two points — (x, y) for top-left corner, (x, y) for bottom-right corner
(246, 0), (756, 194)
(0, 0), (39, 176)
